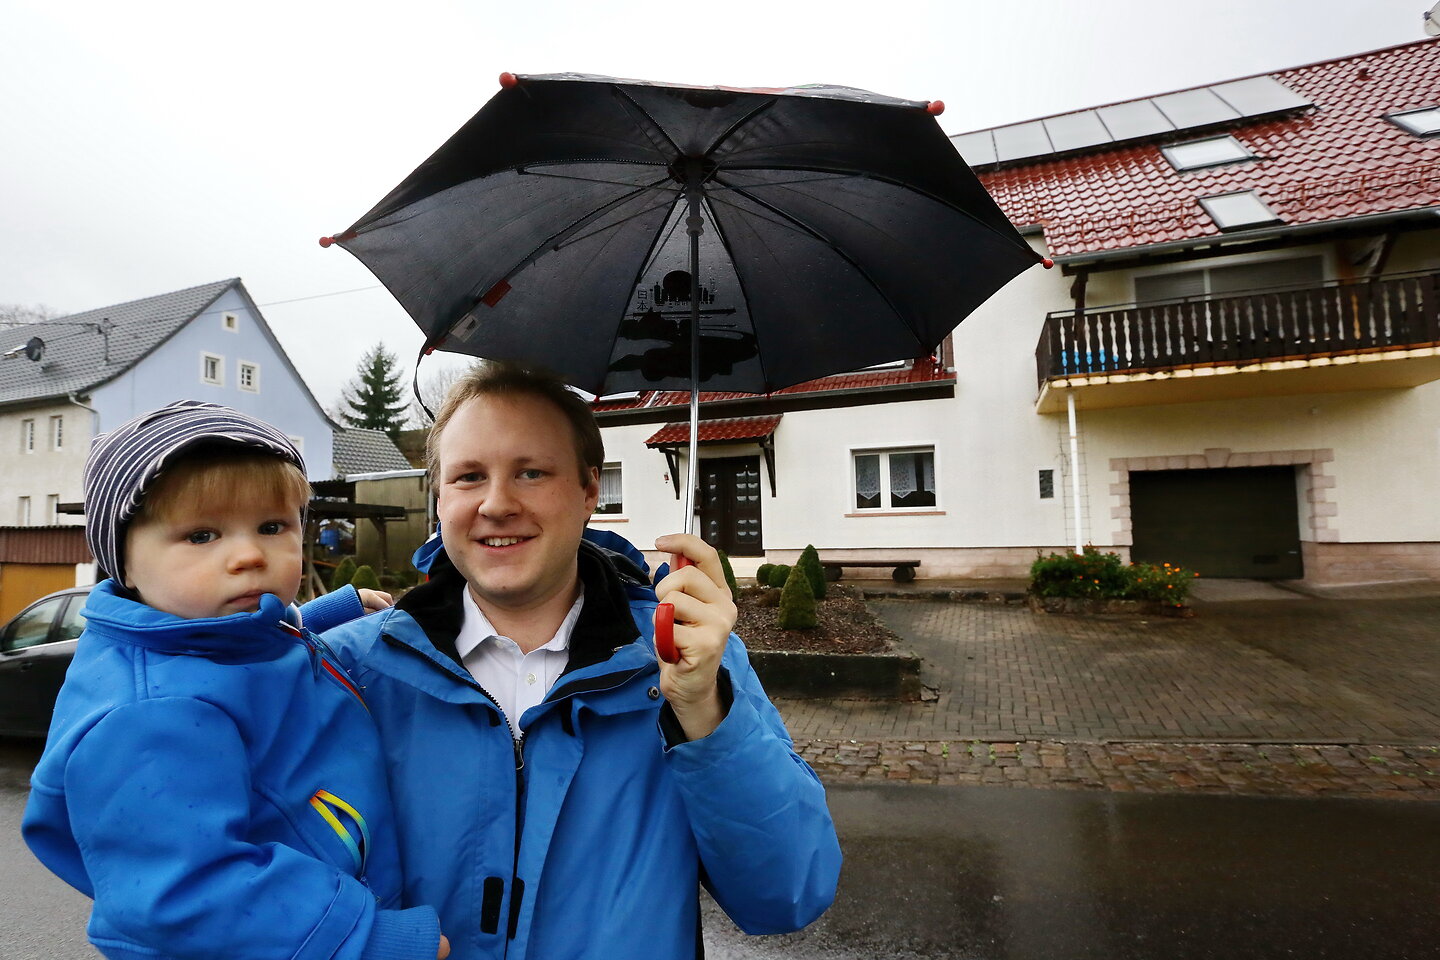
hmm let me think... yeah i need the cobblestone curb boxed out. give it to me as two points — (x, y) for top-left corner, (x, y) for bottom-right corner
(796, 739), (1440, 800)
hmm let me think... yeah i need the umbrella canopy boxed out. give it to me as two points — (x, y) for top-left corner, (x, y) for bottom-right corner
(327, 73), (1044, 398)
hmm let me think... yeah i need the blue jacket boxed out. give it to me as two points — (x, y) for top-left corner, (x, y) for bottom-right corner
(322, 541), (841, 960)
(22, 581), (440, 960)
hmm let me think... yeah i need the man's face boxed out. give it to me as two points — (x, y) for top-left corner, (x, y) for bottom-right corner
(436, 393), (600, 619)
(123, 493), (304, 620)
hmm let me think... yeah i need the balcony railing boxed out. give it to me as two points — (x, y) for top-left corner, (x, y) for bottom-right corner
(1035, 270), (1440, 385)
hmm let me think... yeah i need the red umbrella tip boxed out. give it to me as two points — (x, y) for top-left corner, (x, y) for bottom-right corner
(926, 100), (945, 116)
(1041, 257), (1055, 269)
(499, 72), (519, 89)
(318, 235), (335, 248)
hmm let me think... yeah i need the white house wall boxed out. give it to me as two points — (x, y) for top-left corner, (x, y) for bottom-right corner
(0, 400), (91, 524)
(89, 286), (334, 480)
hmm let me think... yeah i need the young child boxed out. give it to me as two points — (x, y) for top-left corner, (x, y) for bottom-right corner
(23, 400), (447, 960)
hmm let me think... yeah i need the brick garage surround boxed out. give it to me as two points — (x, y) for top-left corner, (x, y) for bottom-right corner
(1109, 446), (1337, 545)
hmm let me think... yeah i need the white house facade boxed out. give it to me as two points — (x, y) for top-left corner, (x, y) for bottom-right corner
(594, 40), (1440, 586)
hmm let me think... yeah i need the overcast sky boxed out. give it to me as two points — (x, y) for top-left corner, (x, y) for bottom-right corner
(2, 0), (1432, 409)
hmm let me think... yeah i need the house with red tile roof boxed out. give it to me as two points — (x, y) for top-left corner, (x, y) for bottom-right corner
(593, 39), (1440, 585)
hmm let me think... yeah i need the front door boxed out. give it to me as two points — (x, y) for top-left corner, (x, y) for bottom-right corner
(697, 456), (764, 557)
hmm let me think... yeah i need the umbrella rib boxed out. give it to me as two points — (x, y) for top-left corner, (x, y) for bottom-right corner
(518, 166), (676, 191)
(713, 178), (929, 355)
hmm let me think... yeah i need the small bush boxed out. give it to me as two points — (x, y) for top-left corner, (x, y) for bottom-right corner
(755, 587), (782, 608)
(1029, 545), (1196, 606)
(777, 565), (817, 629)
(766, 564), (792, 589)
(329, 557), (357, 591)
(796, 544), (826, 600)
(717, 550), (740, 601)
(755, 563), (774, 587)
(350, 564), (382, 592)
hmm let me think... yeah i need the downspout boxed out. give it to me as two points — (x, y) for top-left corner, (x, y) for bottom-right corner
(1067, 392), (1083, 554)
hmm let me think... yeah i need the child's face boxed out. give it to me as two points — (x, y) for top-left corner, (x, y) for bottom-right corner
(123, 494), (305, 620)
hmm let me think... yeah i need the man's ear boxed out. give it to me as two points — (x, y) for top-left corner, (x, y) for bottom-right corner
(583, 466), (601, 512)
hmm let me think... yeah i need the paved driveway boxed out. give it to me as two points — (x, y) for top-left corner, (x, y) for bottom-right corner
(777, 595), (1440, 744)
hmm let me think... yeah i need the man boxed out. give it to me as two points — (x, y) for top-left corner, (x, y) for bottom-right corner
(324, 362), (841, 960)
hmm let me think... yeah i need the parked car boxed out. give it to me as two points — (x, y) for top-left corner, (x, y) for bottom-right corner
(0, 586), (89, 738)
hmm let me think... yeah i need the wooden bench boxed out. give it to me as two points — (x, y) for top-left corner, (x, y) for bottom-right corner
(820, 559), (921, 583)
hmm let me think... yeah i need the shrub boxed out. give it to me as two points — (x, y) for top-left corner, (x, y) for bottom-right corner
(766, 564), (792, 589)
(756, 587), (782, 608)
(350, 564), (382, 592)
(755, 563), (774, 587)
(1029, 545), (1196, 606)
(777, 565), (818, 629)
(717, 550), (740, 601)
(796, 544), (826, 600)
(329, 557), (357, 591)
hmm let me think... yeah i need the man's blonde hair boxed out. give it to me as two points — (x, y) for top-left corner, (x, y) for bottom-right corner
(426, 361), (603, 486)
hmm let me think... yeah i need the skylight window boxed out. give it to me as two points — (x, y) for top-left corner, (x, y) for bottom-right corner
(1386, 106), (1440, 137)
(1162, 136), (1254, 171)
(1199, 191), (1281, 231)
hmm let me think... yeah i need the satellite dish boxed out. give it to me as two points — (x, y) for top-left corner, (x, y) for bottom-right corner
(1427, 1), (1440, 37)
(24, 336), (44, 362)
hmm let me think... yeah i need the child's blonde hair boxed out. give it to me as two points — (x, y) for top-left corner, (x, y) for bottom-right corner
(133, 447), (311, 528)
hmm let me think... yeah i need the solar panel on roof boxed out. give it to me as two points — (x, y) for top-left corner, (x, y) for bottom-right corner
(1152, 89), (1240, 128)
(993, 121), (1054, 162)
(1044, 110), (1111, 152)
(1210, 76), (1311, 115)
(950, 130), (997, 166)
(1095, 100), (1175, 140)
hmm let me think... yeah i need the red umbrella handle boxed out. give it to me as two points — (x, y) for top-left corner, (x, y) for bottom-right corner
(654, 603), (679, 664)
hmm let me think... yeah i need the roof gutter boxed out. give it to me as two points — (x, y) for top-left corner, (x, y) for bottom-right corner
(1054, 206), (1440, 270)
(66, 392), (99, 441)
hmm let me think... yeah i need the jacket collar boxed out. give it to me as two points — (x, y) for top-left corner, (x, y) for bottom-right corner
(394, 538), (645, 678)
(79, 579), (301, 658)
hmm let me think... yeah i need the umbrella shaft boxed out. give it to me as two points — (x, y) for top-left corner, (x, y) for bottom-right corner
(682, 184), (703, 536)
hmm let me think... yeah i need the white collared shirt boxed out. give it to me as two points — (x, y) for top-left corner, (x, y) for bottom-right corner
(455, 587), (583, 739)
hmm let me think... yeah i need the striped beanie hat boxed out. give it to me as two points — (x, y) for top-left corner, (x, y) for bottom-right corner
(84, 400), (305, 585)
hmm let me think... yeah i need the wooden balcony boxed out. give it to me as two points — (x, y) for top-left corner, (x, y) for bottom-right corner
(1034, 270), (1440, 413)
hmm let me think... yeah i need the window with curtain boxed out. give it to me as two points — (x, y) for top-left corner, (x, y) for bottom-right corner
(853, 448), (936, 511)
(596, 463), (623, 515)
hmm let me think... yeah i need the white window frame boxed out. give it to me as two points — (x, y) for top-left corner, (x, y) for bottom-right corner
(238, 360), (260, 393)
(1198, 190), (1282, 231)
(849, 445), (940, 513)
(46, 494), (59, 524)
(49, 414), (63, 451)
(1161, 135), (1254, 171)
(21, 418), (35, 454)
(201, 352), (224, 386)
(1385, 106), (1440, 137)
(594, 462), (624, 517)
(222, 312), (239, 331)
(17, 496), (31, 526)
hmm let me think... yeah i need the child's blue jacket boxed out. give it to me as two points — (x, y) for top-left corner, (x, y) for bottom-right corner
(22, 581), (439, 960)
(321, 542), (841, 959)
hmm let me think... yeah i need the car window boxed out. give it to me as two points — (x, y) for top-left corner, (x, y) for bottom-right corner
(57, 595), (88, 643)
(1, 597), (63, 652)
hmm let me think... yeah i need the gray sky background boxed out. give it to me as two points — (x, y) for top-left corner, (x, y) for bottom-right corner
(2, 0), (1432, 410)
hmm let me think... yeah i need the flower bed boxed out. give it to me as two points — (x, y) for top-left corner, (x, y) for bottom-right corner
(1029, 545), (1197, 613)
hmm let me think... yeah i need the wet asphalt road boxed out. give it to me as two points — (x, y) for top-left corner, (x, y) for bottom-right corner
(5, 739), (1438, 960)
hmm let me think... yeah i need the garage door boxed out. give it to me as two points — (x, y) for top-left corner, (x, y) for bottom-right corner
(1130, 467), (1303, 579)
(0, 562), (78, 622)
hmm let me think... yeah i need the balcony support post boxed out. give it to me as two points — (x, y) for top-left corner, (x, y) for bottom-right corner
(1067, 390), (1084, 554)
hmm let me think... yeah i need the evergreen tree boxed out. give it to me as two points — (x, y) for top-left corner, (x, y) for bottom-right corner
(777, 565), (818, 630)
(340, 343), (409, 438)
(350, 564), (382, 591)
(797, 544), (826, 600)
(767, 564), (792, 589)
(717, 550), (740, 601)
(330, 556), (357, 591)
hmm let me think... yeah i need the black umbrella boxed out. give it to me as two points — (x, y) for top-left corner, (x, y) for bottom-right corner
(324, 72), (1047, 530)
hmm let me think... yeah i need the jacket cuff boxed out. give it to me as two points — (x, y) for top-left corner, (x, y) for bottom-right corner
(658, 667), (734, 747)
(300, 586), (366, 634)
(361, 906), (441, 960)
